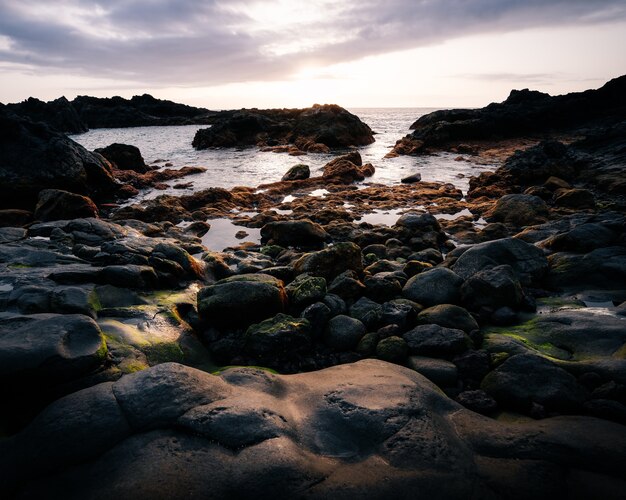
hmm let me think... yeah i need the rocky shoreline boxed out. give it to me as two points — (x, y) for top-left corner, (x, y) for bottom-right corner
(1, 80), (625, 498)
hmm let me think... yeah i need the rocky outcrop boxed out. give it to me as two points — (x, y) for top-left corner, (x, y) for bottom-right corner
(2, 360), (625, 499)
(192, 104), (374, 150)
(392, 75), (626, 153)
(71, 94), (216, 129)
(95, 143), (148, 173)
(0, 106), (117, 209)
(6, 96), (88, 134)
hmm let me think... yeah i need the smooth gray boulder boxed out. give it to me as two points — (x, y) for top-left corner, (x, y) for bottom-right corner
(2, 360), (625, 499)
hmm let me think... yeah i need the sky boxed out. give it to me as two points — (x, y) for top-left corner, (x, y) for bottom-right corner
(0, 0), (625, 109)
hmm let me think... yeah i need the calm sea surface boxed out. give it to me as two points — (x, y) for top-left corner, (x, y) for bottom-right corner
(71, 108), (497, 202)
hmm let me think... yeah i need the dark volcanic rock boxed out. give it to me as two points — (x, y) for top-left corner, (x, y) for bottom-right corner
(6, 96), (87, 134)
(294, 242), (363, 280)
(282, 164), (310, 181)
(192, 104), (374, 150)
(261, 220), (328, 249)
(245, 314), (312, 358)
(451, 238), (548, 286)
(197, 274), (287, 328)
(460, 265), (524, 312)
(481, 354), (586, 413)
(4, 361), (624, 499)
(34, 189), (99, 221)
(486, 194), (549, 226)
(403, 324), (472, 358)
(324, 314), (366, 351)
(395, 75), (626, 151)
(402, 267), (463, 307)
(0, 106), (117, 209)
(72, 94), (215, 129)
(95, 143), (148, 173)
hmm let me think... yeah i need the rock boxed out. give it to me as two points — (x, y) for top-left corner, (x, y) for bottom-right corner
(451, 237), (548, 286)
(541, 222), (618, 253)
(281, 164), (310, 181)
(285, 275), (327, 307)
(481, 354), (586, 413)
(0, 227), (27, 243)
(547, 246), (626, 291)
(2, 360), (626, 498)
(0, 314), (106, 387)
(33, 189), (99, 221)
(402, 267), (463, 307)
(401, 173), (421, 184)
(6, 96), (88, 133)
(245, 314), (312, 358)
(394, 212), (441, 232)
(322, 153), (375, 182)
(394, 76), (626, 152)
(486, 194), (549, 226)
(456, 390), (498, 415)
(380, 300), (417, 331)
(50, 286), (97, 317)
(324, 315), (366, 351)
(72, 94), (214, 128)
(0, 209), (32, 227)
(294, 242), (363, 280)
(376, 336), (408, 363)
(261, 220), (328, 249)
(197, 275), (287, 328)
(363, 274), (402, 303)
(460, 264), (524, 311)
(300, 302), (331, 338)
(100, 265), (159, 289)
(554, 188), (595, 208)
(356, 332), (379, 356)
(349, 297), (383, 330)
(322, 294), (347, 317)
(95, 143), (149, 173)
(328, 270), (366, 300)
(403, 324), (472, 358)
(417, 304), (479, 334)
(0, 107), (116, 208)
(407, 356), (458, 387)
(193, 105), (374, 150)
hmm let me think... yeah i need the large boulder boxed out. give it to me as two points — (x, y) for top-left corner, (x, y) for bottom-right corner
(95, 143), (148, 173)
(451, 238), (548, 286)
(403, 324), (472, 358)
(322, 152), (375, 182)
(547, 246), (626, 291)
(481, 354), (586, 413)
(261, 220), (328, 249)
(460, 264), (524, 311)
(402, 267), (463, 306)
(3, 360), (626, 498)
(486, 194), (549, 226)
(0, 313), (106, 387)
(324, 315), (366, 351)
(0, 107), (117, 209)
(417, 304), (479, 334)
(197, 274), (287, 327)
(33, 189), (99, 221)
(294, 242), (363, 280)
(245, 314), (312, 358)
(193, 105), (374, 150)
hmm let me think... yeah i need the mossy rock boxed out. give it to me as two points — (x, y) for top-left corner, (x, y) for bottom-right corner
(376, 336), (408, 364)
(245, 313), (312, 357)
(285, 275), (327, 307)
(356, 332), (379, 356)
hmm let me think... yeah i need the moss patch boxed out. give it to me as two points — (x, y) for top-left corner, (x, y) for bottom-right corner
(143, 341), (185, 365)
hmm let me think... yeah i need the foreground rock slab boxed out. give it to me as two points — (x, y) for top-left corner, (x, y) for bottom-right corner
(2, 360), (625, 499)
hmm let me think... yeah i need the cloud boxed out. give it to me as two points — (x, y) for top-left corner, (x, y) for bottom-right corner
(0, 0), (624, 88)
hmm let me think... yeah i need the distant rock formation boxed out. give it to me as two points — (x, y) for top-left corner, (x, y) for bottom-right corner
(192, 104), (375, 150)
(6, 96), (88, 134)
(392, 74), (626, 154)
(4, 94), (218, 133)
(72, 94), (217, 129)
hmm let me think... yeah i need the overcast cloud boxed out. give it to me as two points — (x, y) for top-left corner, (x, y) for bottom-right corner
(0, 0), (625, 87)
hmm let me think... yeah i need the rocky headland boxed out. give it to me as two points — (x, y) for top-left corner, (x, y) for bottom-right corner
(5, 94), (218, 133)
(0, 81), (625, 498)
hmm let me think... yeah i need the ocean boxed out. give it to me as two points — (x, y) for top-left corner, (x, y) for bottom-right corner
(70, 108), (498, 205)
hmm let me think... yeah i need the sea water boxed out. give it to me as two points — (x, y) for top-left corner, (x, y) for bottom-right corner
(71, 108), (498, 203)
